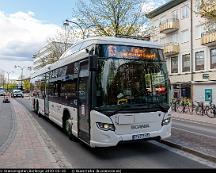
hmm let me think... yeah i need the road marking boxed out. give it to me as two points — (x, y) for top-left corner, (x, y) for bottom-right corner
(172, 127), (216, 140)
(150, 141), (216, 168)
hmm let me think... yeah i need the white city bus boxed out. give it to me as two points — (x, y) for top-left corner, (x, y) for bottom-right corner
(30, 36), (171, 147)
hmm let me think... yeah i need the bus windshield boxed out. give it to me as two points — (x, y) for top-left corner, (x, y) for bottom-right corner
(95, 45), (170, 112)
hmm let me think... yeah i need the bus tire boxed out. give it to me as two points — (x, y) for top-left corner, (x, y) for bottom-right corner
(63, 111), (77, 141)
(35, 100), (41, 117)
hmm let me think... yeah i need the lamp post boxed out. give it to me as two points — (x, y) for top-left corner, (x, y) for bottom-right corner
(6, 71), (13, 91)
(63, 19), (96, 39)
(14, 65), (31, 91)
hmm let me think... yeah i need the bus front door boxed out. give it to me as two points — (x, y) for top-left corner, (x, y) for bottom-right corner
(77, 60), (90, 144)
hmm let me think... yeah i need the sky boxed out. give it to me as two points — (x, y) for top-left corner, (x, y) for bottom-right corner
(0, 0), (168, 79)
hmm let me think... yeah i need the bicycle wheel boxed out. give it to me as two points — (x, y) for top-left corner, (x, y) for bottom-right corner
(177, 105), (183, 113)
(184, 106), (190, 113)
(206, 108), (216, 118)
(195, 106), (202, 115)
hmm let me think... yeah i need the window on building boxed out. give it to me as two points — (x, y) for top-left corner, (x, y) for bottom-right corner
(195, 25), (204, 39)
(181, 30), (189, 43)
(195, 51), (204, 71)
(210, 48), (216, 69)
(181, 5), (189, 19)
(171, 56), (178, 73)
(172, 10), (178, 19)
(182, 54), (190, 72)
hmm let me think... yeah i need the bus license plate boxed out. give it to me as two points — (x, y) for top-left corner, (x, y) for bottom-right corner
(132, 133), (150, 140)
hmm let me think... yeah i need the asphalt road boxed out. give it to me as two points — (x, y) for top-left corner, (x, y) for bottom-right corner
(15, 97), (212, 168)
(0, 97), (13, 149)
(172, 119), (216, 139)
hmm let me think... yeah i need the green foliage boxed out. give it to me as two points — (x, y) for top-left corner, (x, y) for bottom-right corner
(75, 0), (147, 37)
(23, 80), (30, 91)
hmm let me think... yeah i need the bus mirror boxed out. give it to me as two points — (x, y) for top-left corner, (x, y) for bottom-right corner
(86, 47), (94, 55)
(89, 55), (98, 71)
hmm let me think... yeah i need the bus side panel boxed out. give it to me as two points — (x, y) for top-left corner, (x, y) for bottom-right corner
(48, 101), (78, 137)
(49, 101), (61, 124)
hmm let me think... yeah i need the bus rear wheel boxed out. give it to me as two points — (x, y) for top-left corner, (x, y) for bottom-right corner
(35, 101), (41, 117)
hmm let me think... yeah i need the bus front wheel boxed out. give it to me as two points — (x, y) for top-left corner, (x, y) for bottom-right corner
(63, 115), (77, 141)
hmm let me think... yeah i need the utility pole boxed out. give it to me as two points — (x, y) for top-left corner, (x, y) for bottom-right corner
(14, 65), (31, 91)
(190, 0), (194, 102)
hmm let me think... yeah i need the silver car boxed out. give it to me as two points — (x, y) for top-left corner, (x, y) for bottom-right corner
(12, 89), (24, 98)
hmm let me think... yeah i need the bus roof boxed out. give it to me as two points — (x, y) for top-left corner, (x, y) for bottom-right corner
(73, 36), (161, 49)
(31, 36), (162, 78)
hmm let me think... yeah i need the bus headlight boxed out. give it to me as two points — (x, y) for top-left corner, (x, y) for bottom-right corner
(96, 122), (115, 131)
(162, 117), (171, 126)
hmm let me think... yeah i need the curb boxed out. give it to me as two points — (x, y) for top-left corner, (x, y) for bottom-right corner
(160, 139), (216, 163)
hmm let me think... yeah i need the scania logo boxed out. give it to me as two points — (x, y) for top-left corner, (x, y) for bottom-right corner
(131, 124), (150, 129)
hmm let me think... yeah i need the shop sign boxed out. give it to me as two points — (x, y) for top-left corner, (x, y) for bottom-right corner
(205, 89), (212, 101)
(202, 74), (209, 79)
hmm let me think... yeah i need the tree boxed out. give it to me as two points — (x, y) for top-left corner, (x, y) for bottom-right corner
(200, 0), (216, 19)
(23, 79), (30, 92)
(75, 0), (147, 37)
(34, 28), (75, 70)
(199, 0), (216, 33)
(46, 28), (75, 63)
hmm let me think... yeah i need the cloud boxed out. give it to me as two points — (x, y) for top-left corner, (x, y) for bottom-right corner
(0, 11), (60, 61)
(0, 59), (33, 79)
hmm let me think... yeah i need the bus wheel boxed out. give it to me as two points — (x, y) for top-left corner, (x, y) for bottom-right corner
(36, 101), (41, 117)
(64, 118), (77, 141)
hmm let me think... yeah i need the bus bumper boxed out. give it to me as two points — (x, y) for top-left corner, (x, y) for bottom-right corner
(90, 123), (171, 148)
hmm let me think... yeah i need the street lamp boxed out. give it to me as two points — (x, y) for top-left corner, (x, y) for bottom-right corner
(14, 65), (31, 91)
(6, 71), (14, 91)
(63, 19), (97, 39)
(63, 19), (85, 39)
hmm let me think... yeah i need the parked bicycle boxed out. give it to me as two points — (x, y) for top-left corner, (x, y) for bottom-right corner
(176, 98), (194, 114)
(206, 101), (216, 118)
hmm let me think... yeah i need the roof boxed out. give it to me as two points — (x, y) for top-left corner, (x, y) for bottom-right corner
(69, 36), (161, 49)
(146, 0), (188, 19)
(31, 36), (163, 78)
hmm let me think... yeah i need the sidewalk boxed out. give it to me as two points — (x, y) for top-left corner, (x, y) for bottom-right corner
(0, 99), (72, 168)
(161, 110), (216, 163)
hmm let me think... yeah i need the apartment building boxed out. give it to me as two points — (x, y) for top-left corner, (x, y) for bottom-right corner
(33, 41), (72, 71)
(146, 0), (216, 103)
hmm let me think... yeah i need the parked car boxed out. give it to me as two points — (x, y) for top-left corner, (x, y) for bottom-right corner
(11, 89), (24, 98)
(0, 89), (5, 96)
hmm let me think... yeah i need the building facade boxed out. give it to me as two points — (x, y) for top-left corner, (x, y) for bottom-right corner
(147, 0), (216, 104)
(33, 41), (72, 71)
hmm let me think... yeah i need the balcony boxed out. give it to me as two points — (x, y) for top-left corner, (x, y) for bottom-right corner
(164, 43), (180, 57)
(200, 3), (216, 18)
(201, 30), (216, 47)
(159, 18), (179, 34)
